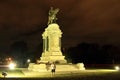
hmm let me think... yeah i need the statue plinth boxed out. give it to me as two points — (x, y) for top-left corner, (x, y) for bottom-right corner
(40, 23), (67, 63)
(28, 23), (85, 73)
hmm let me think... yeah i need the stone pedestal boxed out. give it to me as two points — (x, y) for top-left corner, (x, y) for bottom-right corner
(40, 23), (67, 63)
(28, 23), (85, 71)
(28, 63), (85, 72)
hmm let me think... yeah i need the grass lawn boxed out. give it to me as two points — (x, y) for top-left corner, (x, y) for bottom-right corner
(0, 68), (120, 80)
(0, 68), (24, 78)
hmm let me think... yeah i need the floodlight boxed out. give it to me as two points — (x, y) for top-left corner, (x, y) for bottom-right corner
(115, 66), (119, 70)
(9, 63), (16, 69)
(27, 59), (31, 63)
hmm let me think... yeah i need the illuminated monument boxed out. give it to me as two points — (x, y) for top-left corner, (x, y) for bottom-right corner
(28, 7), (85, 71)
(40, 24), (67, 63)
(40, 7), (67, 63)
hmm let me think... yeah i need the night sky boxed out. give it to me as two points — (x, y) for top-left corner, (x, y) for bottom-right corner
(0, 0), (120, 52)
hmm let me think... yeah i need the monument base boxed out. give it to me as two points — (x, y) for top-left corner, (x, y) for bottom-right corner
(40, 51), (67, 64)
(40, 55), (67, 64)
(28, 63), (48, 72)
(28, 63), (85, 72)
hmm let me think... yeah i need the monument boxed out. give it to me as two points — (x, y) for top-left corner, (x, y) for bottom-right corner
(40, 23), (67, 63)
(40, 7), (67, 64)
(28, 7), (85, 72)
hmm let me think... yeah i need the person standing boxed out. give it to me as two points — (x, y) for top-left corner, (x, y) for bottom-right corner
(51, 62), (56, 76)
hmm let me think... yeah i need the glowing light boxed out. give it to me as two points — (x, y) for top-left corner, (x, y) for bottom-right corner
(115, 66), (119, 70)
(27, 59), (31, 63)
(9, 63), (16, 69)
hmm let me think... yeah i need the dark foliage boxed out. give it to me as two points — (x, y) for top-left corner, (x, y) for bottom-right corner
(66, 42), (120, 65)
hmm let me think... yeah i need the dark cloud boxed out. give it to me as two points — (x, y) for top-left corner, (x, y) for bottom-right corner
(0, 0), (120, 51)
